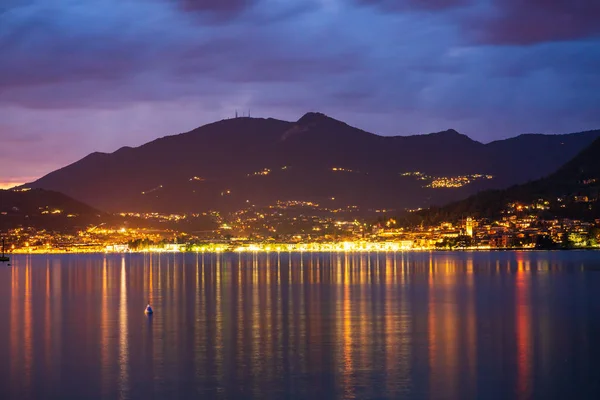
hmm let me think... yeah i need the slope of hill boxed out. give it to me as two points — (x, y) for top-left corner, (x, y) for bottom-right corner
(0, 189), (104, 231)
(25, 112), (600, 214)
(413, 137), (600, 224)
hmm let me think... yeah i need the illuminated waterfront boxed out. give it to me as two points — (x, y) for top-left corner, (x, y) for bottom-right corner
(1, 251), (600, 399)
(10, 241), (428, 254)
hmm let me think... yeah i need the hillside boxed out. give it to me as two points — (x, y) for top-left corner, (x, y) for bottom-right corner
(0, 189), (104, 231)
(25, 112), (600, 214)
(412, 137), (600, 224)
(0, 189), (218, 233)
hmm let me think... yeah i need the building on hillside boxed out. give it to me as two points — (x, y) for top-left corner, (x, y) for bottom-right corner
(491, 233), (512, 248)
(164, 243), (186, 252)
(466, 217), (474, 237)
(105, 244), (129, 253)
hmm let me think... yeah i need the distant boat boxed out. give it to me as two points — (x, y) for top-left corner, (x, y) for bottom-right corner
(0, 238), (9, 263)
(145, 303), (153, 315)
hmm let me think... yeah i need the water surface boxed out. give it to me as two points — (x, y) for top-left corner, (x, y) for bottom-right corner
(1, 251), (600, 399)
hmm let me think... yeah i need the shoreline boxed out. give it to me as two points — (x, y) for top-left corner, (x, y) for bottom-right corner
(5, 247), (599, 255)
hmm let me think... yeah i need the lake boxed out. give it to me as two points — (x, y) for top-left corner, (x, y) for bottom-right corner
(1, 251), (600, 399)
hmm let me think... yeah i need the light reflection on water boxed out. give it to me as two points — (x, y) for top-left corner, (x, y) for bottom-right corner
(0, 251), (599, 399)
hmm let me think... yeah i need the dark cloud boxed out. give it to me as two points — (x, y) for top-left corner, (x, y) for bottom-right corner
(0, 0), (34, 13)
(481, 0), (600, 45)
(356, 0), (470, 11)
(178, 0), (256, 18)
(488, 42), (600, 79)
(175, 0), (316, 25)
(359, 0), (600, 45)
(466, 0), (600, 45)
(0, 0), (371, 110)
(1, 0), (600, 187)
(0, 4), (156, 90)
(181, 0), (251, 12)
(223, 52), (366, 83)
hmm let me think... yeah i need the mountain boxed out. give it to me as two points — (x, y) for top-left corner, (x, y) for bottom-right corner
(0, 189), (218, 233)
(0, 189), (104, 231)
(25, 112), (600, 214)
(412, 136), (600, 224)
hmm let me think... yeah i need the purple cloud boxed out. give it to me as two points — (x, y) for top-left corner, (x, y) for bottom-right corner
(0, 0), (599, 186)
(360, 0), (600, 45)
(180, 0), (252, 12)
(176, 0), (258, 21)
(476, 0), (600, 45)
(357, 0), (470, 11)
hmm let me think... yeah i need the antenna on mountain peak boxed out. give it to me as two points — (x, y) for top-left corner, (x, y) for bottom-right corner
(235, 110), (238, 118)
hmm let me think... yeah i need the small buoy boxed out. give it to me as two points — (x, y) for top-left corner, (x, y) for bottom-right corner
(145, 304), (153, 314)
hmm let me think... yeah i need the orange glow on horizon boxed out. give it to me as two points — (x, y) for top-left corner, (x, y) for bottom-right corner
(0, 181), (25, 190)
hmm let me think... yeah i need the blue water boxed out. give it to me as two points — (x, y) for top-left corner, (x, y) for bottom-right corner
(1, 251), (600, 399)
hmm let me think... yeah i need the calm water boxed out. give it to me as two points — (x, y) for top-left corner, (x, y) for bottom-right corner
(1, 251), (600, 400)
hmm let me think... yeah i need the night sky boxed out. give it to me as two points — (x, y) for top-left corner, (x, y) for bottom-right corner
(1, 0), (599, 188)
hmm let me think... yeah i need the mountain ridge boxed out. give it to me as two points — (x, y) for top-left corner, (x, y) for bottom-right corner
(24, 112), (600, 214)
(412, 136), (600, 224)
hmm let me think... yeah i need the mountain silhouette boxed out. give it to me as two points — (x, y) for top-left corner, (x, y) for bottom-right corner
(414, 136), (600, 223)
(0, 189), (103, 231)
(25, 112), (600, 214)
